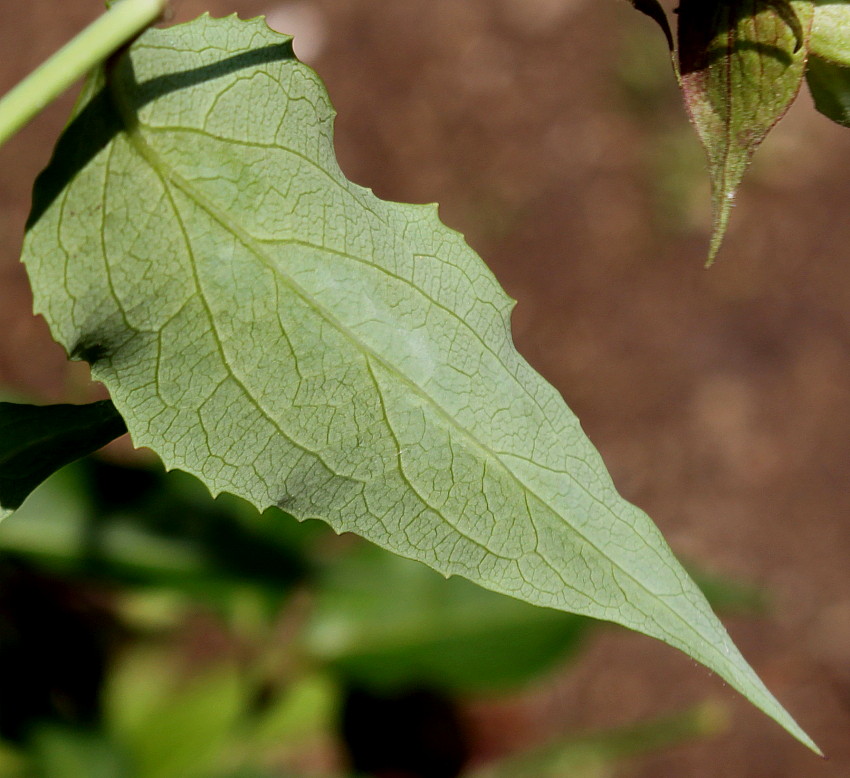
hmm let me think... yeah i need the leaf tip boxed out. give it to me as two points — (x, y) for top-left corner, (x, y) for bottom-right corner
(704, 187), (736, 266)
(705, 234), (723, 268)
(788, 722), (823, 757)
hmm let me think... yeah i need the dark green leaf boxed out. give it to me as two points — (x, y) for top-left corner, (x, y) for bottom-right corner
(807, 54), (850, 125)
(30, 726), (130, 778)
(807, 1), (850, 125)
(806, 57), (850, 127)
(0, 458), (320, 599)
(0, 400), (126, 520)
(678, 0), (813, 263)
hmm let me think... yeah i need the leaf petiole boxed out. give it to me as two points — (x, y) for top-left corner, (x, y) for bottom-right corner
(0, 0), (167, 149)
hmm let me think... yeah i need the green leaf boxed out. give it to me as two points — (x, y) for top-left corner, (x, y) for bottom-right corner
(0, 458), (309, 596)
(807, 54), (850, 124)
(0, 400), (126, 520)
(811, 0), (850, 64)
(30, 725), (131, 778)
(464, 702), (727, 778)
(677, 0), (813, 264)
(305, 542), (589, 692)
(807, 1), (850, 125)
(22, 14), (817, 751)
(106, 651), (244, 778)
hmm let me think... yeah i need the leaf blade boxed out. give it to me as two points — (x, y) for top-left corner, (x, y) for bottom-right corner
(807, 0), (850, 125)
(807, 53), (850, 125)
(22, 15), (817, 751)
(677, 0), (814, 264)
(811, 0), (850, 65)
(0, 400), (127, 518)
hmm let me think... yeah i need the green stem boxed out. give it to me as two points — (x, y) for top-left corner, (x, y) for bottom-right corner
(0, 0), (167, 149)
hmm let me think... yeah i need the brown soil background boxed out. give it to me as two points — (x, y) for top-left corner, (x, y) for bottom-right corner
(2, 1), (850, 775)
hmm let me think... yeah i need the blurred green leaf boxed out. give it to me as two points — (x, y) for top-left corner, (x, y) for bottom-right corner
(807, 54), (850, 125)
(0, 463), (91, 561)
(0, 460), (317, 599)
(811, 0), (850, 63)
(29, 726), (130, 778)
(464, 701), (728, 778)
(677, 0), (813, 263)
(106, 650), (244, 778)
(0, 741), (28, 777)
(215, 772), (306, 778)
(689, 565), (769, 616)
(305, 542), (589, 693)
(243, 673), (338, 753)
(0, 401), (126, 520)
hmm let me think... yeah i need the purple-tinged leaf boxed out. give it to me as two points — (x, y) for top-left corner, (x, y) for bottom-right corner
(678, 0), (813, 264)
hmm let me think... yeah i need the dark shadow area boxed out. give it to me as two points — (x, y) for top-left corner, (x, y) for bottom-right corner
(341, 686), (470, 778)
(72, 458), (312, 592)
(0, 561), (117, 742)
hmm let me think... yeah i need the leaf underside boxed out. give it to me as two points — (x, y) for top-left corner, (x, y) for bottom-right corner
(807, 1), (850, 125)
(21, 14), (816, 750)
(0, 400), (126, 520)
(678, 0), (813, 264)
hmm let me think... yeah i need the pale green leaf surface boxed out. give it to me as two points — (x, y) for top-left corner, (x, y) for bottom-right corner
(811, 0), (850, 63)
(22, 15), (815, 750)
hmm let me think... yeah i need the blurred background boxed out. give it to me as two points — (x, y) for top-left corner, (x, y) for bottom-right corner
(1, 0), (850, 775)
